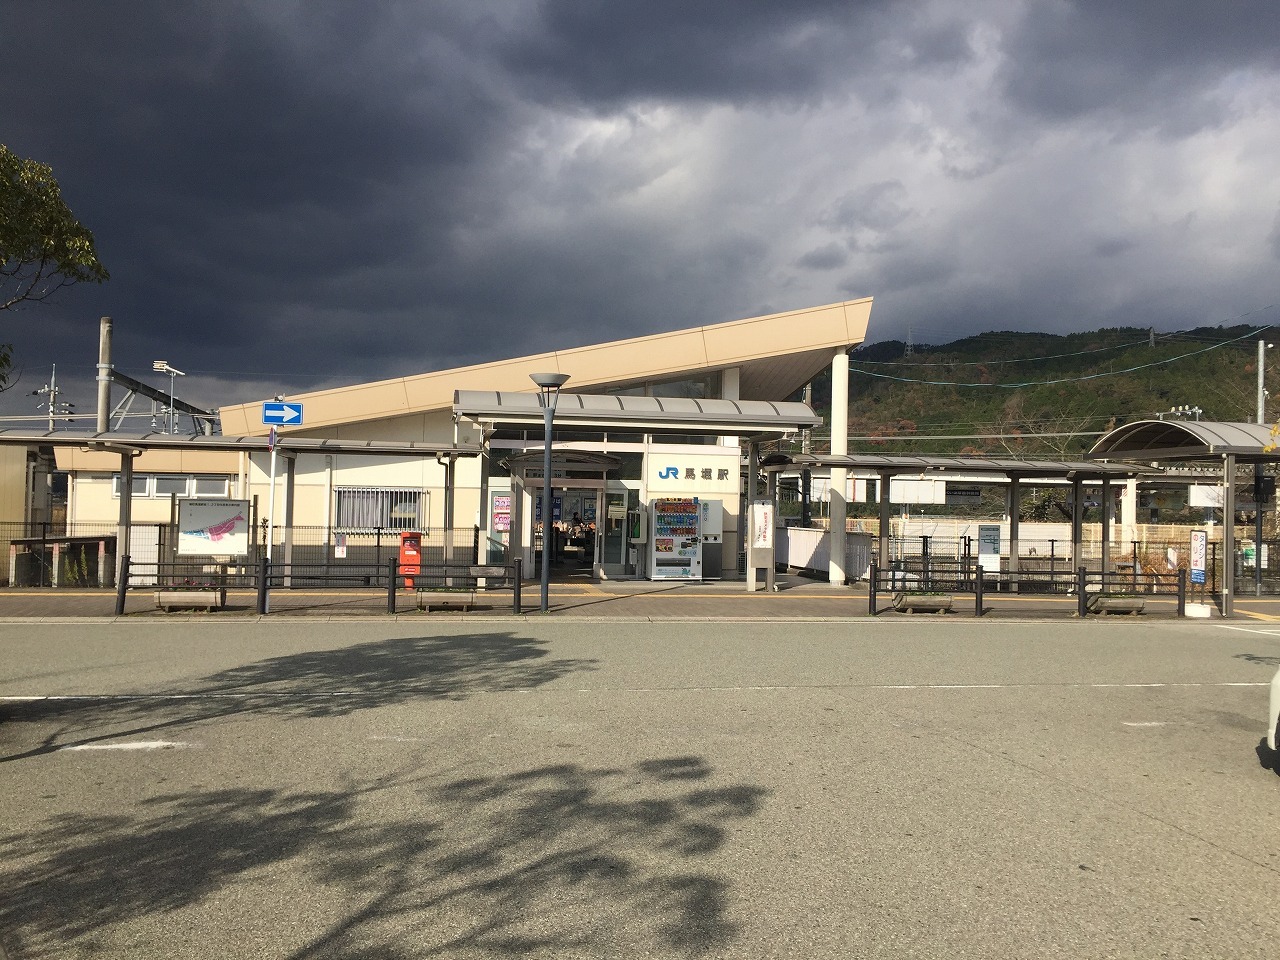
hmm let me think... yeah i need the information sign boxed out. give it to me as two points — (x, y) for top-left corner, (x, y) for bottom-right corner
(262, 401), (304, 425)
(1190, 529), (1207, 585)
(177, 499), (251, 556)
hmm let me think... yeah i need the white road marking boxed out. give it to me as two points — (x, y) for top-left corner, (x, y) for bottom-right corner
(1218, 624), (1280, 636)
(1123, 722), (1168, 727)
(369, 735), (427, 742)
(59, 741), (193, 751)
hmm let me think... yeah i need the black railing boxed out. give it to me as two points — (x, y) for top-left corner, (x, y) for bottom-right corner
(116, 553), (524, 616)
(867, 558), (1187, 617)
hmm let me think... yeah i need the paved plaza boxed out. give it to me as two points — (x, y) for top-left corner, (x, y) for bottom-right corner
(3, 615), (1280, 958)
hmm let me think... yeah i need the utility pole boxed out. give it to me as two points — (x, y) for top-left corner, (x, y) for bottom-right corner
(32, 365), (74, 430)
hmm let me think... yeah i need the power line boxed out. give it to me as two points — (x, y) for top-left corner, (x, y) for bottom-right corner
(848, 325), (1270, 389)
(850, 335), (1155, 366)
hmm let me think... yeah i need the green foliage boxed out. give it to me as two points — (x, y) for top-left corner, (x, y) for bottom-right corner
(818, 325), (1279, 458)
(0, 143), (109, 350)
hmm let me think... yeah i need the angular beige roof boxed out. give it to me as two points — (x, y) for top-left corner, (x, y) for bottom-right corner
(218, 297), (872, 436)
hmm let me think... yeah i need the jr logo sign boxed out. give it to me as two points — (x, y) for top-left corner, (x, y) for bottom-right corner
(658, 466), (679, 479)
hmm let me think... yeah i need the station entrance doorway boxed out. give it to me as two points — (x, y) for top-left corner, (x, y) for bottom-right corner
(504, 451), (624, 581)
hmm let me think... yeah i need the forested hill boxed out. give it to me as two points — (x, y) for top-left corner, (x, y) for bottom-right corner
(804, 324), (1279, 458)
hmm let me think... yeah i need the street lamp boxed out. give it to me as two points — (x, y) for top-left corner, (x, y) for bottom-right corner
(152, 360), (186, 433)
(530, 372), (570, 613)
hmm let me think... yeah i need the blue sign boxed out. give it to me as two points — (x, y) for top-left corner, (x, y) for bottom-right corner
(262, 402), (304, 425)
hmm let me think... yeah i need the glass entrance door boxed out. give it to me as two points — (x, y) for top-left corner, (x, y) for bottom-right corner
(602, 489), (638, 577)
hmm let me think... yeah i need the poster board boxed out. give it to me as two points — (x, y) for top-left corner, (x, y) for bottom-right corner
(976, 523), (1002, 573)
(177, 499), (250, 556)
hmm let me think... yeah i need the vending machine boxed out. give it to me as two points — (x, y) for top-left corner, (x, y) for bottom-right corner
(650, 497), (702, 580)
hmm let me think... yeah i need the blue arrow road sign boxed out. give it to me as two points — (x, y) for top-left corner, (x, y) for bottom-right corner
(262, 401), (304, 425)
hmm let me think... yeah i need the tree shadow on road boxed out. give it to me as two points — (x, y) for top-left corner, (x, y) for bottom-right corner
(0, 756), (766, 959)
(0, 631), (597, 762)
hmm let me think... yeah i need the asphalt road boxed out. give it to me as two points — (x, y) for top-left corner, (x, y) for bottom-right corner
(3, 618), (1280, 959)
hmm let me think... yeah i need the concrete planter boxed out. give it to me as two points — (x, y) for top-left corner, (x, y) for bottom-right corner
(155, 588), (227, 611)
(1087, 594), (1146, 616)
(892, 592), (953, 614)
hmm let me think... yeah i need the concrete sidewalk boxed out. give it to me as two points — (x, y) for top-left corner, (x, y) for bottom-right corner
(0, 576), (1205, 620)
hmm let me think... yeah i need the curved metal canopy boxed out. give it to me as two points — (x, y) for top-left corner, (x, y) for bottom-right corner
(1088, 420), (1277, 463)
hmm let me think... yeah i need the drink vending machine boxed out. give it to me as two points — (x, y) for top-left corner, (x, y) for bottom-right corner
(649, 497), (702, 580)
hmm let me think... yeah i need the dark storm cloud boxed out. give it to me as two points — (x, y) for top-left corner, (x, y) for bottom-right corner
(1000, 1), (1280, 132)
(0, 0), (1277, 421)
(496, 0), (895, 107)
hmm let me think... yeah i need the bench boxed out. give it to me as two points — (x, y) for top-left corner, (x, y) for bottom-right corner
(416, 564), (520, 612)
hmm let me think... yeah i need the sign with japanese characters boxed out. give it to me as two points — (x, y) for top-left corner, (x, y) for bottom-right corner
(177, 499), (251, 556)
(647, 454), (739, 492)
(1190, 529), (1207, 585)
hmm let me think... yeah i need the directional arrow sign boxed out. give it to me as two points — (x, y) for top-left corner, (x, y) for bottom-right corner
(262, 401), (304, 425)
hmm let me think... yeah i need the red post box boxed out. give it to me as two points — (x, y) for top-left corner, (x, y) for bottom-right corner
(398, 531), (422, 589)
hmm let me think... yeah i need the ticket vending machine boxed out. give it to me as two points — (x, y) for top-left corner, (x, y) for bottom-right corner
(398, 531), (422, 589)
(649, 497), (702, 580)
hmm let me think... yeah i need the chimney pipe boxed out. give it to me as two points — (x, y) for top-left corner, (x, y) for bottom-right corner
(96, 316), (112, 433)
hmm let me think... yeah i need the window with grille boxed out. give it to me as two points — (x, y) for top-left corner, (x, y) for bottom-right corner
(334, 487), (426, 531)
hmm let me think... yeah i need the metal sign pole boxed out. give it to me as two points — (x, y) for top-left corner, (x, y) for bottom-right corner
(266, 426), (278, 562)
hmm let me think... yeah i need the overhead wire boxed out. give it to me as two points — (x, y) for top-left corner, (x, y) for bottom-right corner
(848, 324), (1271, 389)
(849, 335), (1156, 366)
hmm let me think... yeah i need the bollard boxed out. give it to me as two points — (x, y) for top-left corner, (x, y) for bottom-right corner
(868, 558), (879, 616)
(386, 556), (399, 614)
(1177, 568), (1186, 617)
(512, 557), (522, 614)
(975, 568), (984, 617)
(1077, 566), (1088, 617)
(115, 554), (130, 616)
(256, 556), (269, 615)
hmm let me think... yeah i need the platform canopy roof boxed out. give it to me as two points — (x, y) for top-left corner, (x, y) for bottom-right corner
(1088, 420), (1279, 463)
(455, 391), (821, 438)
(500, 450), (623, 472)
(760, 452), (1154, 480)
(0, 428), (481, 458)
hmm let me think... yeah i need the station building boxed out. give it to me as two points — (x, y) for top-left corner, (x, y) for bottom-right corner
(51, 298), (874, 581)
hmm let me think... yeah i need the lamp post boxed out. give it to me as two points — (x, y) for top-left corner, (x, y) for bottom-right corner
(152, 360), (186, 433)
(530, 372), (570, 612)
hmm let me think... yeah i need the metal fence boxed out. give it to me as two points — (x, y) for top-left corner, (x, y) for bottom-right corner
(0, 520), (508, 588)
(882, 534), (1280, 596)
(867, 556), (1188, 617)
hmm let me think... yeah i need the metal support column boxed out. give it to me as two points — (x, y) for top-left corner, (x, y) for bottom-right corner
(828, 348), (849, 585)
(1223, 453), (1236, 618)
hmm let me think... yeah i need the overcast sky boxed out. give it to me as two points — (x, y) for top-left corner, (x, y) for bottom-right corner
(3, 0), (1279, 423)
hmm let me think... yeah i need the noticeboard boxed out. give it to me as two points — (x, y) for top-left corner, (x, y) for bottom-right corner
(177, 499), (251, 557)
